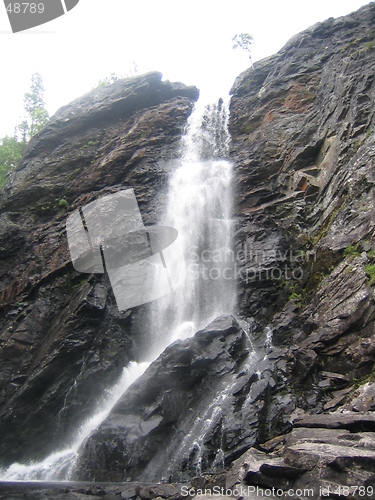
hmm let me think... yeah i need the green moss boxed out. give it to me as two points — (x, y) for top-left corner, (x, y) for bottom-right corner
(289, 292), (302, 301)
(72, 277), (88, 289)
(244, 123), (255, 134)
(341, 38), (361, 52)
(344, 245), (360, 257)
(365, 264), (375, 286)
(364, 39), (375, 51)
(353, 370), (375, 389)
(304, 89), (316, 101)
(33, 201), (54, 215)
(58, 198), (69, 210)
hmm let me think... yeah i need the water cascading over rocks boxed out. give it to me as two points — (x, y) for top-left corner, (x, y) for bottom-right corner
(69, 96), (291, 483)
(2, 5), (375, 494)
(72, 98), (249, 482)
(0, 95), (241, 482)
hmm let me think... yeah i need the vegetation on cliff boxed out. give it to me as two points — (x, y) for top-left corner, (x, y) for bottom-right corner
(0, 72), (48, 187)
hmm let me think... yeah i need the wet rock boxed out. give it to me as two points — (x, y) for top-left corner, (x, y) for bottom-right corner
(191, 473), (226, 489)
(238, 448), (297, 490)
(293, 412), (375, 431)
(323, 386), (354, 411)
(229, 3), (375, 330)
(136, 484), (180, 499)
(74, 316), (286, 483)
(229, 424), (375, 497)
(344, 383), (375, 412)
(258, 435), (286, 453)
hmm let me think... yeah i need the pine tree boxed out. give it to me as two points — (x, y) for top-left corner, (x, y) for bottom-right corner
(232, 33), (254, 64)
(0, 73), (49, 187)
(18, 72), (49, 141)
(0, 136), (26, 187)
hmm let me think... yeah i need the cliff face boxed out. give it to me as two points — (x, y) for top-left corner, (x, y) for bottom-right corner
(1, 3), (375, 494)
(225, 2), (375, 492)
(72, 4), (375, 491)
(229, 3), (375, 322)
(0, 72), (199, 464)
(228, 3), (375, 377)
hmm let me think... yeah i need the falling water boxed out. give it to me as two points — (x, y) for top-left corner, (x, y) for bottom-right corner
(0, 361), (149, 481)
(0, 95), (236, 482)
(149, 97), (236, 354)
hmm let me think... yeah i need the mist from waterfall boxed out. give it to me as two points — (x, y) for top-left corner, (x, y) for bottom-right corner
(0, 94), (236, 482)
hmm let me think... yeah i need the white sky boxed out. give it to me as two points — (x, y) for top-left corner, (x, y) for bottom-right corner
(0, 0), (371, 137)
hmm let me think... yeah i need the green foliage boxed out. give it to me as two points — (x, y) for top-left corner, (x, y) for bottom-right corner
(96, 72), (120, 88)
(289, 292), (302, 301)
(232, 33), (254, 61)
(0, 73), (49, 188)
(364, 39), (375, 51)
(17, 72), (49, 142)
(343, 245), (360, 257)
(83, 140), (99, 148)
(58, 198), (69, 210)
(365, 264), (375, 285)
(0, 135), (26, 187)
(94, 62), (139, 89)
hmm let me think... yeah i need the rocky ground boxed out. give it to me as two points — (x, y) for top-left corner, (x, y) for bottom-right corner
(0, 3), (375, 499)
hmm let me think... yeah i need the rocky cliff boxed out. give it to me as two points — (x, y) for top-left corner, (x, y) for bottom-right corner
(1, 3), (375, 497)
(225, 2), (375, 494)
(0, 72), (199, 464)
(74, 3), (375, 494)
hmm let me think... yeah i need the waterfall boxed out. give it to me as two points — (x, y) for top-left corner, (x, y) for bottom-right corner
(0, 95), (235, 482)
(148, 97), (235, 355)
(0, 361), (150, 481)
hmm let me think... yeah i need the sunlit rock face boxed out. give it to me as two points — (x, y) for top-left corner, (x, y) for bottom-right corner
(0, 72), (199, 465)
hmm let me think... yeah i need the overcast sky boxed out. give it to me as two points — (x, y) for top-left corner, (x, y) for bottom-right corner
(0, 0), (370, 137)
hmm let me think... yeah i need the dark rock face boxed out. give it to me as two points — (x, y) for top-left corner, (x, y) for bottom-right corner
(223, 3), (375, 495)
(0, 72), (198, 465)
(229, 3), (375, 322)
(228, 3), (375, 419)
